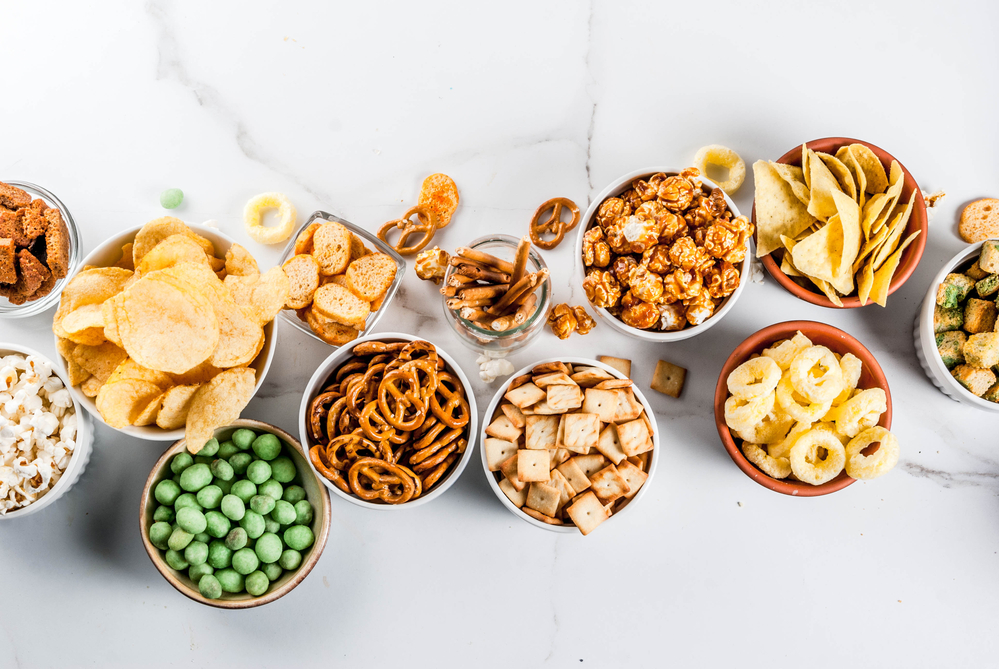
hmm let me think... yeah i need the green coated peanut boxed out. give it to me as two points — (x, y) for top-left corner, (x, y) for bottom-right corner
(197, 485), (223, 509)
(168, 527), (194, 551)
(205, 510), (231, 538)
(240, 509), (266, 539)
(246, 460), (271, 485)
(250, 494), (275, 516)
(176, 507), (208, 534)
(221, 494), (246, 521)
(193, 532), (210, 544)
(254, 532), (283, 564)
(251, 433), (281, 461)
(229, 452), (252, 476)
(283, 525), (314, 551)
(170, 452), (194, 475)
(210, 459), (234, 482)
(194, 455), (212, 466)
(207, 541), (233, 569)
(245, 571), (269, 596)
(282, 485), (306, 504)
(179, 463), (213, 492)
(232, 548), (259, 575)
(217, 440), (239, 459)
(153, 505), (175, 523)
(189, 563), (214, 582)
(231, 429), (256, 450)
(271, 500), (296, 525)
(278, 549), (302, 571)
(174, 493), (201, 511)
(262, 562), (283, 581)
(268, 456), (296, 483)
(224, 527), (248, 551)
(258, 479), (283, 500)
(149, 521), (172, 550)
(154, 479), (181, 506)
(264, 516), (280, 534)
(200, 438), (220, 457)
(184, 541), (209, 566)
(294, 500), (314, 526)
(199, 574), (222, 599)
(230, 480), (257, 503)
(214, 478), (233, 495)
(165, 549), (189, 571)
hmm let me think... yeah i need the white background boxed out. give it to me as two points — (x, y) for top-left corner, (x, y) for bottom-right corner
(2, 1), (998, 667)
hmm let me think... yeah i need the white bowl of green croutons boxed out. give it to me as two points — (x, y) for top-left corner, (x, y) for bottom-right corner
(916, 240), (999, 412)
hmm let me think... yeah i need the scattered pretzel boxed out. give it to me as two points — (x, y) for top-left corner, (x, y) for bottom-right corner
(377, 205), (438, 255)
(530, 197), (581, 250)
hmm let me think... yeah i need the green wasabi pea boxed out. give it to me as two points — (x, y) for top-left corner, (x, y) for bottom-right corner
(214, 478), (233, 495)
(165, 549), (189, 571)
(262, 562), (283, 581)
(217, 441), (239, 459)
(232, 429), (256, 450)
(232, 547), (259, 575)
(149, 521), (172, 550)
(251, 433), (281, 461)
(283, 525), (314, 551)
(189, 563), (214, 582)
(184, 541), (209, 566)
(160, 188), (184, 210)
(250, 494), (275, 516)
(271, 500), (296, 525)
(207, 541), (233, 569)
(168, 527), (194, 551)
(180, 463), (212, 492)
(200, 438), (220, 457)
(225, 527), (248, 551)
(258, 479), (283, 500)
(153, 506), (175, 523)
(246, 460), (271, 485)
(221, 494), (245, 521)
(231, 480), (257, 503)
(210, 459), (234, 482)
(199, 573), (223, 599)
(293, 500), (313, 526)
(154, 479), (181, 506)
(176, 507), (208, 535)
(268, 456), (296, 483)
(240, 509), (265, 539)
(197, 485), (223, 509)
(278, 549), (302, 571)
(174, 493), (201, 512)
(205, 510), (231, 538)
(229, 453), (252, 476)
(282, 485), (306, 504)
(170, 452), (194, 475)
(254, 532), (283, 564)
(263, 516), (281, 534)
(193, 532), (210, 544)
(245, 571), (269, 596)
(194, 455), (213, 466)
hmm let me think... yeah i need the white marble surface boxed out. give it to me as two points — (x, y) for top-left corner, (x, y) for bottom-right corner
(2, 0), (999, 666)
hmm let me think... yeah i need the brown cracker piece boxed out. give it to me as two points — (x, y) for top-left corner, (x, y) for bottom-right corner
(500, 402), (526, 429)
(484, 437), (518, 471)
(486, 414), (523, 442)
(562, 413), (600, 454)
(557, 458), (591, 493)
(528, 399), (563, 415)
(570, 366), (615, 387)
(0, 183), (30, 209)
(549, 447), (570, 469)
(532, 362), (569, 376)
(598, 356), (631, 378)
(617, 459), (648, 498)
(595, 423), (627, 465)
(612, 389), (644, 423)
(525, 414), (558, 450)
(532, 372), (576, 388)
(617, 418), (654, 457)
(566, 491), (611, 535)
(312, 221), (352, 276)
(517, 449), (551, 482)
(589, 464), (631, 504)
(499, 454), (526, 492)
(526, 482), (561, 517)
(499, 477), (528, 507)
(43, 207), (70, 279)
(523, 506), (564, 525)
(571, 453), (608, 478)
(20, 203), (47, 241)
(507, 373), (533, 390)
(546, 383), (583, 412)
(0, 239), (15, 284)
(505, 382), (546, 409)
(0, 209), (29, 248)
(651, 359), (687, 398)
(581, 387), (620, 423)
(15, 249), (50, 297)
(593, 379), (633, 390)
(549, 469), (576, 508)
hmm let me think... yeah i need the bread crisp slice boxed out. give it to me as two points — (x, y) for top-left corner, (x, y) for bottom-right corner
(282, 253), (320, 310)
(0, 238), (16, 284)
(304, 307), (360, 346)
(312, 221), (352, 275)
(311, 282), (370, 328)
(345, 252), (396, 301)
(959, 198), (999, 243)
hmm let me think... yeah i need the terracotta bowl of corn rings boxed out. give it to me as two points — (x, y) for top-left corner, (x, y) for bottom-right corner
(298, 332), (478, 509)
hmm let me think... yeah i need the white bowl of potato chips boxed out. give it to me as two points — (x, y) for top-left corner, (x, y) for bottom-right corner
(52, 219), (284, 447)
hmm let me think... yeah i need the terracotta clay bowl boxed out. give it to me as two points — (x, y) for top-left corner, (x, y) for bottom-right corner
(714, 321), (892, 497)
(752, 137), (927, 309)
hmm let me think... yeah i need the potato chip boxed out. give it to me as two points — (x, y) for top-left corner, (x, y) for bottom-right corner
(107, 357), (174, 389)
(869, 162), (904, 237)
(102, 295), (123, 346)
(132, 217), (213, 266)
(70, 342), (128, 383)
(806, 148), (843, 220)
(81, 375), (103, 398)
(871, 191), (916, 271)
(53, 267), (133, 328)
(136, 234), (211, 275)
(169, 360), (223, 386)
(61, 304), (106, 334)
(209, 295), (265, 369)
(132, 393), (164, 427)
(156, 383), (201, 430)
(224, 243), (259, 277)
(117, 274), (219, 373)
(185, 367), (256, 453)
(223, 266), (290, 326)
(753, 160), (818, 257)
(96, 378), (164, 429)
(847, 144), (888, 194)
(115, 243), (135, 271)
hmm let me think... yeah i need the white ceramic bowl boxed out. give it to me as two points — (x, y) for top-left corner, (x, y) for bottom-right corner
(299, 332), (478, 509)
(573, 167), (751, 342)
(52, 223), (278, 441)
(915, 240), (999, 412)
(0, 343), (93, 520)
(480, 356), (660, 533)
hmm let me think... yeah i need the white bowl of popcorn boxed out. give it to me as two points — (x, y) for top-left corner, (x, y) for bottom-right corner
(0, 343), (93, 519)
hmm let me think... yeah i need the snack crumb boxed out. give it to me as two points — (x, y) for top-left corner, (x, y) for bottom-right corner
(737, 501), (743, 507)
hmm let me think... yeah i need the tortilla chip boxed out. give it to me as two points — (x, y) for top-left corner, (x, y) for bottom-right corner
(806, 149), (844, 221)
(830, 190), (862, 295)
(836, 146), (868, 208)
(872, 191), (916, 271)
(848, 144), (888, 194)
(769, 162), (810, 206)
(869, 231), (921, 307)
(817, 153), (857, 201)
(753, 160), (818, 257)
(792, 218), (843, 286)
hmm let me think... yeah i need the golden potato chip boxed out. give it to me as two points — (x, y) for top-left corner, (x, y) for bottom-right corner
(132, 217), (213, 266)
(848, 144), (888, 194)
(107, 357), (174, 389)
(209, 255), (225, 272)
(806, 148), (843, 220)
(224, 243), (259, 277)
(801, 144), (811, 189)
(53, 267), (133, 324)
(753, 160), (818, 257)
(853, 224), (891, 273)
(136, 234), (211, 276)
(132, 393), (164, 427)
(185, 367), (256, 453)
(102, 295), (123, 346)
(223, 266), (290, 326)
(63, 326), (107, 347)
(61, 304), (106, 335)
(115, 243), (135, 271)
(96, 378), (163, 429)
(65, 358), (90, 387)
(816, 153), (857, 201)
(55, 336), (76, 361)
(117, 275), (219, 374)
(70, 342), (128, 383)
(81, 375), (103, 398)
(868, 230), (921, 307)
(169, 360), (223, 386)
(209, 295), (265, 369)
(156, 384), (201, 430)
(769, 162), (810, 206)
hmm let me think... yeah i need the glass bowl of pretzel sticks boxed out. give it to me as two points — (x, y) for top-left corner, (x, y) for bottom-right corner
(298, 333), (478, 509)
(435, 234), (552, 355)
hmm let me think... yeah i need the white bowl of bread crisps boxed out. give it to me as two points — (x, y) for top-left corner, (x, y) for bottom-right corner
(480, 357), (659, 535)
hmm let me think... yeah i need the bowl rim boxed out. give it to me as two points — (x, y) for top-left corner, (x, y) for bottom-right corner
(0, 180), (82, 319)
(277, 211), (406, 346)
(713, 320), (892, 497)
(918, 240), (999, 411)
(573, 166), (751, 343)
(52, 222), (278, 441)
(479, 356), (660, 533)
(138, 418), (332, 609)
(752, 137), (928, 309)
(0, 342), (93, 520)
(298, 331), (479, 510)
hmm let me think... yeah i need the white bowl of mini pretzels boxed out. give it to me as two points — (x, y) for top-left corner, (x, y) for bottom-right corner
(480, 357), (658, 535)
(299, 332), (478, 509)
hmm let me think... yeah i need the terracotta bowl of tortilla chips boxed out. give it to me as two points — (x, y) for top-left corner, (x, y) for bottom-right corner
(752, 137), (927, 308)
(53, 223), (278, 442)
(714, 320), (892, 497)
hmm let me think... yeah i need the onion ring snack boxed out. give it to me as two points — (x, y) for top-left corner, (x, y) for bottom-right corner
(244, 193), (297, 245)
(693, 145), (746, 195)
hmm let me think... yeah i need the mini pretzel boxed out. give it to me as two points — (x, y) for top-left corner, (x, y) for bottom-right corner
(377, 205), (438, 256)
(378, 369), (428, 431)
(353, 341), (407, 356)
(309, 391), (340, 443)
(348, 457), (417, 504)
(420, 453), (458, 489)
(431, 373), (470, 429)
(530, 197), (581, 250)
(310, 446), (350, 494)
(360, 400), (408, 444)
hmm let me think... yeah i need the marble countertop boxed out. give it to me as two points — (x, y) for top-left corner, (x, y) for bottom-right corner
(3, 0), (999, 667)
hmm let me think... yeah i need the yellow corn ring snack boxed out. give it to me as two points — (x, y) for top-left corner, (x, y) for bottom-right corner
(789, 429), (846, 485)
(742, 442), (792, 479)
(761, 332), (813, 371)
(727, 356), (782, 400)
(789, 345), (844, 403)
(832, 353), (863, 406)
(767, 420), (812, 460)
(693, 144), (746, 195)
(776, 376), (832, 423)
(734, 410), (794, 445)
(845, 427), (899, 480)
(825, 387), (886, 438)
(724, 393), (775, 433)
(244, 192), (297, 245)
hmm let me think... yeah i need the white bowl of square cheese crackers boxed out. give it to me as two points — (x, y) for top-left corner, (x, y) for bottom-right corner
(0, 343), (93, 519)
(480, 357), (658, 535)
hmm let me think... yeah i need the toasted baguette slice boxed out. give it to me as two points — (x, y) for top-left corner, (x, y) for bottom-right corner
(312, 282), (370, 328)
(304, 307), (360, 346)
(293, 221), (322, 255)
(960, 198), (999, 243)
(345, 253), (396, 301)
(349, 234), (370, 261)
(282, 254), (320, 309)
(312, 221), (352, 275)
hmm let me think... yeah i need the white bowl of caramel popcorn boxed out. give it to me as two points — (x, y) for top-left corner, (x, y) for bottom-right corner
(574, 167), (753, 342)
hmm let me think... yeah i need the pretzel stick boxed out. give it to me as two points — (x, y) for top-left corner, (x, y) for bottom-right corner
(446, 274), (476, 287)
(508, 236), (531, 286)
(455, 247), (516, 275)
(460, 307), (495, 326)
(455, 264), (511, 283)
(488, 269), (546, 315)
(440, 285), (458, 297)
(459, 284), (508, 301)
(446, 297), (492, 310)
(491, 293), (538, 331)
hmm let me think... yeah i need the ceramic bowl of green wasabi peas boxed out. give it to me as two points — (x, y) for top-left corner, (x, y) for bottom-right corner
(140, 419), (331, 609)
